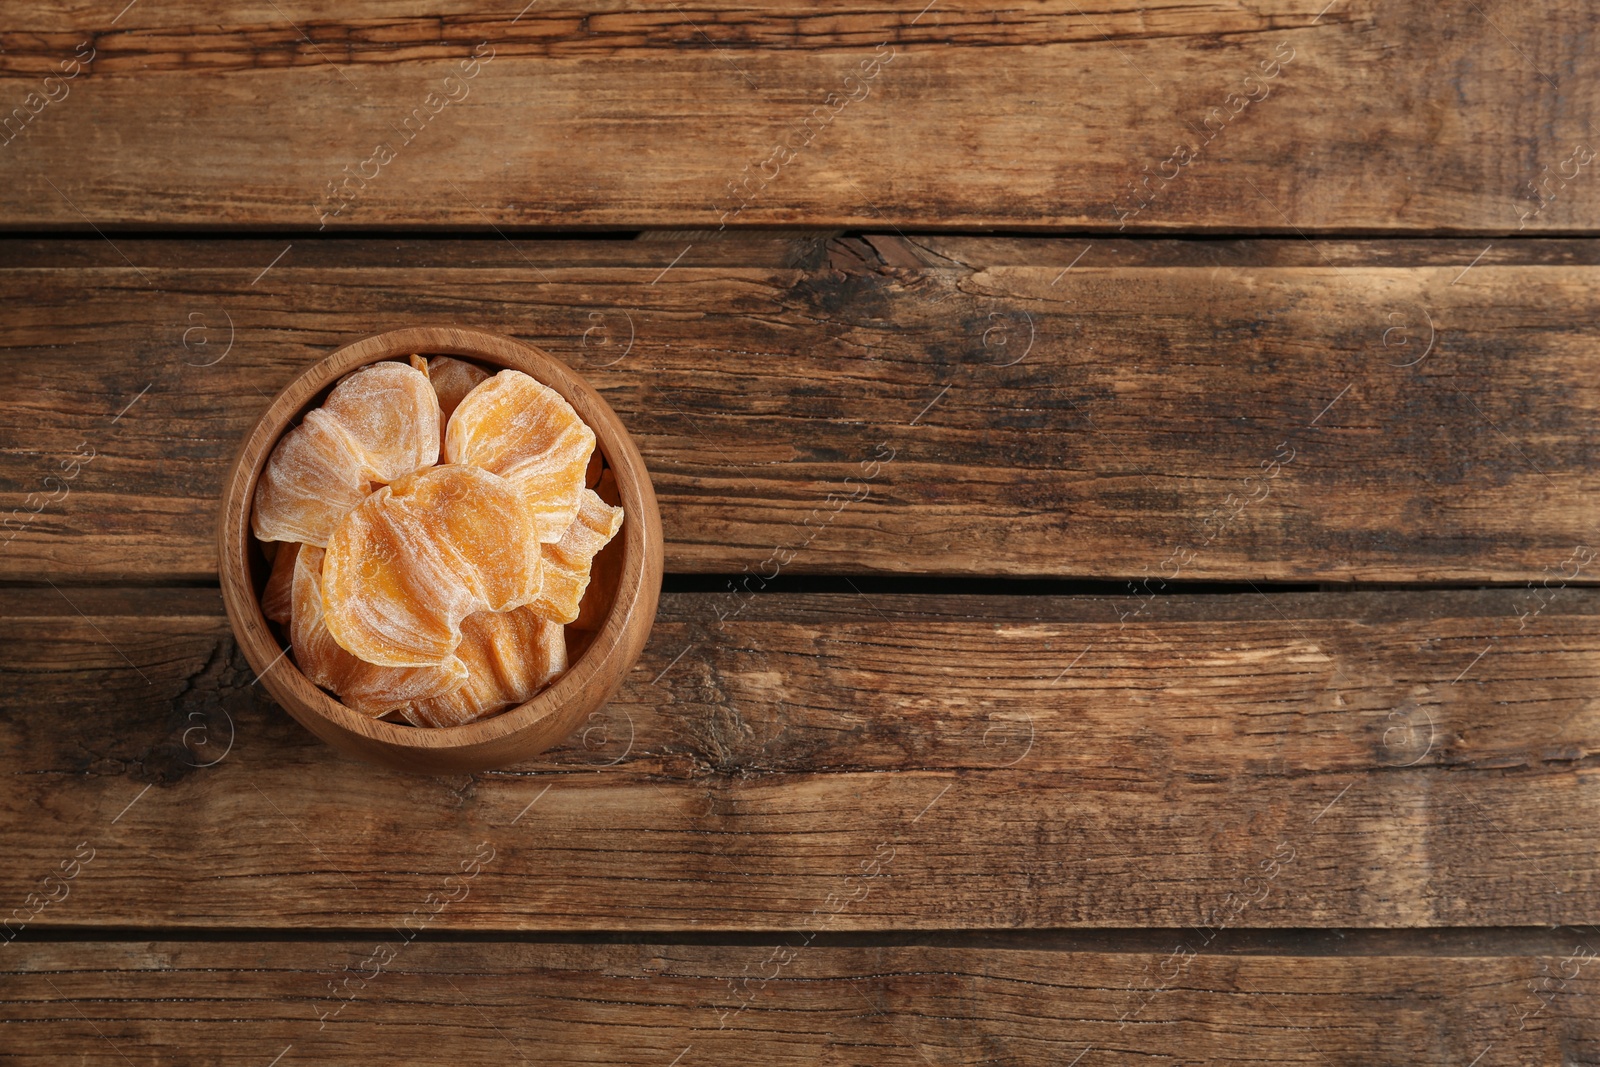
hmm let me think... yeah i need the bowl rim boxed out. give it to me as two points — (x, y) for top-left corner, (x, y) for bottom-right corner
(217, 325), (661, 758)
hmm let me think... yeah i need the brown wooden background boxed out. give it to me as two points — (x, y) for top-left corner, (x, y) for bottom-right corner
(3, 1), (1598, 1063)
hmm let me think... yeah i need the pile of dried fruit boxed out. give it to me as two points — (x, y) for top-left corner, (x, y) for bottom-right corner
(252, 355), (623, 727)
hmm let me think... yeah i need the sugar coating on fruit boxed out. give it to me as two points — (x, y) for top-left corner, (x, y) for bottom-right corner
(445, 370), (596, 542)
(321, 361), (440, 482)
(400, 607), (566, 727)
(321, 464), (543, 668)
(252, 412), (374, 546)
(290, 545), (468, 716)
(252, 361), (440, 546)
(527, 489), (625, 624)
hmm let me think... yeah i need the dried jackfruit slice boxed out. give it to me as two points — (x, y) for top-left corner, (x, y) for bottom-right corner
(252, 361), (440, 546)
(399, 607), (566, 727)
(444, 370), (595, 542)
(261, 541), (301, 625)
(571, 469), (623, 630)
(321, 464), (543, 668)
(290, 545), (467, 716)
(320, 360), (440, 484)
(252, 412), (375, 547)
(528, 488), (624, 625)
(567, 467), (624, 661)
(428, 356), (491, 428)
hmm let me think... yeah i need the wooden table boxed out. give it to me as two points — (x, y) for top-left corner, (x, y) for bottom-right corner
(4, 3), (1598, 1063)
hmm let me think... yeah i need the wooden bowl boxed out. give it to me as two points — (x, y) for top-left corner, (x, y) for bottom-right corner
(217, 326), (663, 774)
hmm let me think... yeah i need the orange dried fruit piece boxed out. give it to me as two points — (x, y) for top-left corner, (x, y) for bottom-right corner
(290, 544), (467, 716)
(320, 360), (440, 483)
(261, 541), (300, 625)
(322, 464), (542, 668)
(529, 488), (624, 624)
(252, 361), (440, 546)
(444, 370), (595, 542)
(569, 467), (625, 656)
(252, 411), (375, 547)
(399, 607), (566, 727)
(428, 356), (491, 426)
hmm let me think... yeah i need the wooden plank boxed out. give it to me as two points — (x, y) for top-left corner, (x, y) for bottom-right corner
(2, 238), (1598, 582)
(4, 938), (1597, 1064)
(3, 588), (1598, 930)
(0, 3), (1595, 231)
(12, 235), (1600, 271)
(0, 233), (838, 272)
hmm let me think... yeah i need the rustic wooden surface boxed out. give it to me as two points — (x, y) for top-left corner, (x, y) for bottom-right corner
(1, 2), (1596, 232)
(2, 237), (1597, 583)
(5, 1), (1599, 1061)
(8, 938), (1598, 1065)
(4, 587), (1597, 930)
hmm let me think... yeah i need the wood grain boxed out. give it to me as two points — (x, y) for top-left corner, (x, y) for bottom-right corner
(0, 2), (1594, 231)
(5, 938), (1598, 1064)
(14, 234), (1600, 271)
(1, 238), (1596, 582)
(3, 587), (1597, 931)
